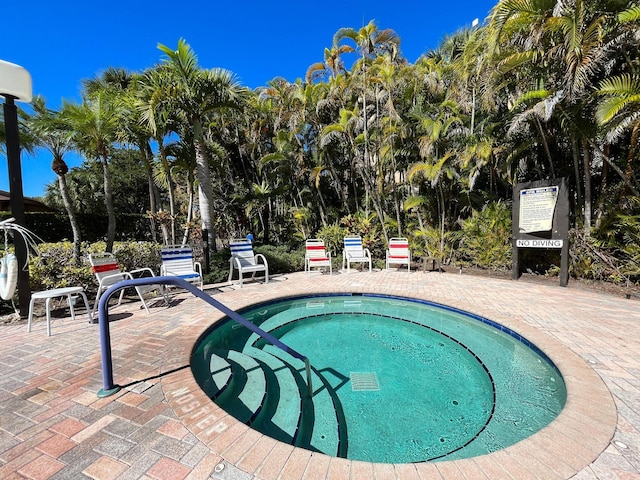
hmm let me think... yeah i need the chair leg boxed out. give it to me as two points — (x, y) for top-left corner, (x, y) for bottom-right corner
(135, 287), (151, 314)
(67, 294), (76, 322)
(79, 292), (94, 323)
(27, 297), (36, 333)
(91, 293), (100, 318)
(45, 297), (53, 337)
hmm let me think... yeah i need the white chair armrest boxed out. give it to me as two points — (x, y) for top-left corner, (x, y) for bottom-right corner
(97, 271), (133, 292)
(254, 254), (268, 265)
(130, 267), (155, 277)
(194, 261), (202, 275)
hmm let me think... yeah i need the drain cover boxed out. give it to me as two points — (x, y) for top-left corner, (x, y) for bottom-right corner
(350, 372), (380, 391)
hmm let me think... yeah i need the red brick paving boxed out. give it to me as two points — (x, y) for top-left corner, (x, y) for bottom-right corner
(0, 271), (638, 479)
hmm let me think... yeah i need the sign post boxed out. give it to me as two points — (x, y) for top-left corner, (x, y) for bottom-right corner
(512, 178), (569, 286)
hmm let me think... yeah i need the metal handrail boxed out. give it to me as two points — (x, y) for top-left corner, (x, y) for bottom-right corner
(96, 276), (312, 398)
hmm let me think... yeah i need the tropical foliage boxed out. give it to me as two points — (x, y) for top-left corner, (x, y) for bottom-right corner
(4, 0), (640, 285)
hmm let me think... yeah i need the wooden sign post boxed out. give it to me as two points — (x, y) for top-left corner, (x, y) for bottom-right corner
(512, 178), (570, 287)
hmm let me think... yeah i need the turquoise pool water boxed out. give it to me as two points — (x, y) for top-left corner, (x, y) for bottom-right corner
(191, 294), (566, 463)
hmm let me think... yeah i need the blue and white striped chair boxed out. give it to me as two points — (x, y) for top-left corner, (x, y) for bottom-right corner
(228, 239), (269, 287)
(342, 235), (372, 273)
(160, 245), (203, 290)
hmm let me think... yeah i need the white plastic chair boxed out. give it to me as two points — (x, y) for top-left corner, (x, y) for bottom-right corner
(88, 252), (165, 315)
(160, 245), (203, 290)
(305, 239), (332, 274)
(228, 239), (269, 287)
(342, 235), (372, 273)
(386, 237), (411, 272)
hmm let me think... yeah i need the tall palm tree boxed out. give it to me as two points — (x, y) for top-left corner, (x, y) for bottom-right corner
(157, 39), (246, 251)
(136, 66), (184, 244)
(331, 21), (402, 242)
(62, 92), (119, 252)
(26, 96), (82, 261)
(85, 67), (170, 244)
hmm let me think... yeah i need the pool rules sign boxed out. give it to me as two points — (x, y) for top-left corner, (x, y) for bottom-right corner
(512, 178), (569, 286)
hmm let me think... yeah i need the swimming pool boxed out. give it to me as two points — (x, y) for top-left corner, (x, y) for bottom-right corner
(191, 294), (567, 464)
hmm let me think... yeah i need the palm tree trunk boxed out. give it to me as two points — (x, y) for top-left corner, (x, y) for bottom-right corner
(181, 177), (195, 246)
(101, 152), (116, 253)
(572, 138), (583, 229)
(360, 166), (389, 244)
(535, 118), (555, 177)
(57, 173), (82, 264)
(193, 119), (217, 252)
(142, 141), (159, 243)
(158, 142), (177, 245)
(588, 139), (639, 196)
(582, 140), (592, 234)
(594, 144), (609, 230)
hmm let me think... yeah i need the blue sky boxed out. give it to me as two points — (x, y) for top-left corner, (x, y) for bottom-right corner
(1, 0), (497, 198)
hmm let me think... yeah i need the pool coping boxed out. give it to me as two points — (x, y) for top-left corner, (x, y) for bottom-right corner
(160, 275), (617, 479)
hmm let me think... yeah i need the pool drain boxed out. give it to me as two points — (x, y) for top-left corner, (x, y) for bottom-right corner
(350, 372), (380, 391)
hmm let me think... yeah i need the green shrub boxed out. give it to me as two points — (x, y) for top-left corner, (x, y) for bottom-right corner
(204, 249), (235, 285)
(316, 223), (348, 257)
(256, 244), (305, 274)
(458, 201), (512, 271)
(29, 242), (96, 291)
(29, 241), (162, 293)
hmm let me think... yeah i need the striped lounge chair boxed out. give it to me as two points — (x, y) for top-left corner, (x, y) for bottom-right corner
(228, 239), (269, 287)
(160, 245), (203, 290)
(88, 252), (165, 315)
(342, 235), (372, 273)
(386, 237), (411, 272)
(305, 239), (332, 274)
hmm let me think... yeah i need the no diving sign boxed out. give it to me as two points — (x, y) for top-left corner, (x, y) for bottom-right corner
(516, 239), (563, 248)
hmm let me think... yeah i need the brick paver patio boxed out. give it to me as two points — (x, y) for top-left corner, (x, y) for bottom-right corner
(1, 269), (638, 479)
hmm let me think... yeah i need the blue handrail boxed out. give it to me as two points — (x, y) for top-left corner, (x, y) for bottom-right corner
(96, 276), (312, 397)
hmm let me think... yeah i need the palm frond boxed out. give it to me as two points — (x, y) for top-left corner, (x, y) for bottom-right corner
(619, 6), (640, 23)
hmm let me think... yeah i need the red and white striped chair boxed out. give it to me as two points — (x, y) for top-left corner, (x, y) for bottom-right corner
(305, 239), (332, 275)
(88, 252), (164, 315)
(386, 238), (411, 272)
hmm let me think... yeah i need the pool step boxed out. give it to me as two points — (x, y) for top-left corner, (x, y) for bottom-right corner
(190, 347), (233, 399)
(216, 350), (267, 424)
(262, 344), (341, 457)
(245, 346), (303, 444)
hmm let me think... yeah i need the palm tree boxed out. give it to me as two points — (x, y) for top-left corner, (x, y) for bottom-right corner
(157, 39), (247, 251)
(26, 96), (82, 261)
(305, 44), (354, 83)
(596, 5), (640, 199)
(136, 66), (184, 244)
(62, 92), (119, 252)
